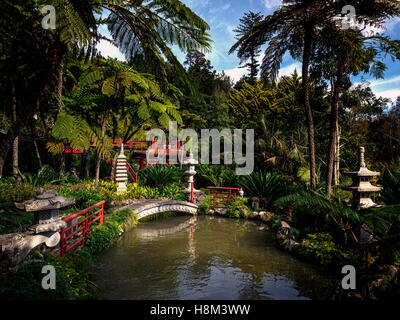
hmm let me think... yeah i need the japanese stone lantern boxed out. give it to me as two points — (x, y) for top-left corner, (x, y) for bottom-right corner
(116, 144), (128, 194)
(180, 152), (205, 204)
(3, 188), (75, 264)
(342, 147), (382, 209)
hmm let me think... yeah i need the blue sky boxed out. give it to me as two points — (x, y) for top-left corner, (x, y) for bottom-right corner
(97, 0), (400, 103)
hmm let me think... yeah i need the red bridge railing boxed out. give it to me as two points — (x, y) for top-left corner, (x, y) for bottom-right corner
(207, 187), (241, 208)
(127, 162), (138, 183)
(60, 200), (105, 257)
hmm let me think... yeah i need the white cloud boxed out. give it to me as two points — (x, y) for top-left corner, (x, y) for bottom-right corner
(220, 57), (301, 84)
(223, 66), (247, 83)
(278, 62), (301, 78)
(374, 89), (400, 103)
(264, 0), (282, 11)
(96, 40), (126, 62)
(367, 75), (400, 89)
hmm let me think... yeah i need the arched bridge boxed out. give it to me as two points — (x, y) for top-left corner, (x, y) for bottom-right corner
(117, 199), (198, 220)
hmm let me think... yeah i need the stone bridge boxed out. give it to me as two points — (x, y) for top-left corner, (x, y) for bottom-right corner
(116, 199), (199, 220)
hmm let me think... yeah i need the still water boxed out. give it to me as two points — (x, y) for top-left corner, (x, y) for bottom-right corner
(93, 215), (336, 300)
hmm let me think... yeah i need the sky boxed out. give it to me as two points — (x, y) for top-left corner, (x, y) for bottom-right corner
(96, 0), (400, 103)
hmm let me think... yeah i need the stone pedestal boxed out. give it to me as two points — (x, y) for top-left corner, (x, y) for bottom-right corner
(180, 189), (205, 204)
(116, 144), (128, 194)
(2, 188), (74, 265)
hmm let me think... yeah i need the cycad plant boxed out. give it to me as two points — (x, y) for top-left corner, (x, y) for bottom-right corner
(138, 165), (185, 188)
(195, 165), (240, 188)
(16, 165), (79, 187)
(238, 171), (291, 210)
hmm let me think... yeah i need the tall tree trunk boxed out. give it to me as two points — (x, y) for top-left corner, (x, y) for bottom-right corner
(95, 108), (111, 187)
(12, 136), (19, 179)
(31, 125), (42, 169)
(302, 25), (317, 190)
(110, 152), (118, 182)
(84, 149), (91, 179)
(33, 139), (43, 170)
(59, 153), (66, 175)
(57, 55), (65, 114)
(326, 52), (348, 199)
(333, 125), (341, 186)
(12, 75), (19, 180)
(57, 55), (66, 175)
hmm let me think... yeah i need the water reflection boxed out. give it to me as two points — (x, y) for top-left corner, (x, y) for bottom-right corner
(93, 215), (335, 300)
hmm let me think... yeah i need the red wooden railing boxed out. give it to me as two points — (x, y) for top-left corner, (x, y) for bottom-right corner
(60, 200), (105, 257)
(127, 162), (138, 183)
(105, 162), (138, 183)
(62, 139), (183, 154)
(207, 187), (241, 208)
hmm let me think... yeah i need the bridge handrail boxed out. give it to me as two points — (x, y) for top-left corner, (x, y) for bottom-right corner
(60, 200), (105, 257)
(126, 162), (138, 183)
(207, 187), (240, 208)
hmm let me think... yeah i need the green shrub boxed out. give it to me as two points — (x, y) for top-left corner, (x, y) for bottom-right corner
(226, 197), (249, 219)
(0, 202), (33, 234)
(299, 233), (338, 265)
(85, 221), (121, 254)
(199, 195), (211, 213)
(0, 250), (94, 300)
(0, 181), (36, 203)
(85, 209), (138, 254)
(56, 184), (106, 208)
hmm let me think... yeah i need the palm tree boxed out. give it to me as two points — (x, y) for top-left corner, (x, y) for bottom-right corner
(48, 58), (183, 187)
(230, 0), (339, 190)
(0, 0), (211, 178)
(317, 1), (400, 198)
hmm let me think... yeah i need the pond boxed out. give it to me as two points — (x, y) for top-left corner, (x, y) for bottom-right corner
(92, 215), (336, 300)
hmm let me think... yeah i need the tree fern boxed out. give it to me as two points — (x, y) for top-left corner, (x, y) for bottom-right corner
(274, 191), (361, 226)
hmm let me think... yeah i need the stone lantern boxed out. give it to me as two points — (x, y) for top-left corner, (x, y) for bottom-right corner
(180, 152), (204, 204)
(342, 147), (382, 209)
(2, 188), (75, 264)
(116, 144), (128, 194)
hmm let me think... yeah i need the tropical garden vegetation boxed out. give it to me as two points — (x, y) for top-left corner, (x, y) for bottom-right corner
(0, 0), (400, 300)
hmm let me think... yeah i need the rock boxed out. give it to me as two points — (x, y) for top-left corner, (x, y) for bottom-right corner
(346, 291), (363, 300)
(370, 278), (393, 296)
(275, 220), (299, 252)
(248, 211), (259, 219)
(382, 265), (398, 279)
(279, 220), (291, 229)
(282, 239), (300, 252)
(214, 208), (227, 216)
(239, 208), (249, 218)
(259, 212), (273, 223)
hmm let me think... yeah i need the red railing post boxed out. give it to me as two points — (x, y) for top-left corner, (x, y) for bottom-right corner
(60, 200), (105, 256)
(100, 203), (104, 224)
(60, 227), (65, 257)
